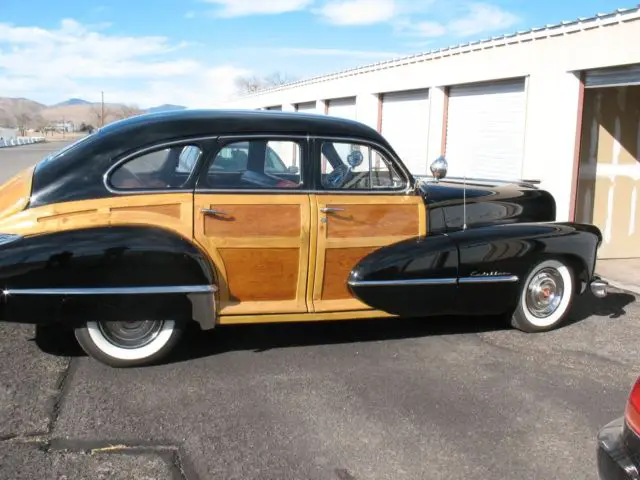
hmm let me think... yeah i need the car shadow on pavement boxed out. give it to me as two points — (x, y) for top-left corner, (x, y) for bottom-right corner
(565, 287), (636, 325)
(31, 288), (636, 365)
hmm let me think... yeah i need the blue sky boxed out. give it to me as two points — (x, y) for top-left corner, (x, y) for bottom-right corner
(0, 0), (631, 108)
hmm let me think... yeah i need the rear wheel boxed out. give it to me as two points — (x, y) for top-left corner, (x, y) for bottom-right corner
(74, 319), (183, 367)
(510, 259), (574, 333)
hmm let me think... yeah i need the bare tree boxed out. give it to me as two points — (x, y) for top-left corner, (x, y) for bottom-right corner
(14, 111), (31, 136)
(89, 103), (113, 127)
(114, 104), (144, 120)
(234, 71), (297, 94)
(32, 114), (48, 133)
(234, 75), (265, 94)
(263, 71), (297, 87)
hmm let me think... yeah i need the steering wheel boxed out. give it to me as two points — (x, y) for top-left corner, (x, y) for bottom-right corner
(325, 164), (351, 189)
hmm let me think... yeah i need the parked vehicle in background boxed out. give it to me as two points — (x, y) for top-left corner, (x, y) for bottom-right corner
(598, 377), (640, 479)
(0, 109), (609, 367)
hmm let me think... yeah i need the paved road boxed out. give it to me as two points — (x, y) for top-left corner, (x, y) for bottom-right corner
(0, 141), (638, 479)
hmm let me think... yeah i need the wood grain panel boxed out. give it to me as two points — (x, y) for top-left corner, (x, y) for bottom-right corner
(0, 166), (34, 220)
(326, 204), (418, 238)
(219, 248), (299, 302)
(111, 204), (181, 218)
(321, 247), (378, 300)
(37, 209), (98, 223)
(204, 204), (300, 237)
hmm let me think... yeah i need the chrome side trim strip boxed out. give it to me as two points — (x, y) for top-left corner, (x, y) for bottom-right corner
(348, 275), (519, 287)
(2, 285), (217, 296)
(458, 275), (519, 284)
(348, 278), (457, 287)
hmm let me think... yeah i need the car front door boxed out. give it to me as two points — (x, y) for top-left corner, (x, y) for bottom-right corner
(310, 138), (427, 313)
(193, 136), (312, 316)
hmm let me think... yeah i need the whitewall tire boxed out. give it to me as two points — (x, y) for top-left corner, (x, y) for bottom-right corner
(510, 259), (574, 333)
(74, 319), (184, 367)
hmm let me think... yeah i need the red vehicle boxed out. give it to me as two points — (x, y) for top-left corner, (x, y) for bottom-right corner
(598, 377), (640, 479)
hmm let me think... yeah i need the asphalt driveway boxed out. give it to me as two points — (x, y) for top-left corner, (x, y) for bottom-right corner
(0, 141), (637, 479)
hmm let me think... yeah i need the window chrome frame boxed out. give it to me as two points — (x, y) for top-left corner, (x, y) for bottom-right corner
(103, 136), (215, 195)
(313, 136), (414, 195)
(200, 134), (308, 191)
(102, 133), (416, 196)
(194, 134), (415, 195)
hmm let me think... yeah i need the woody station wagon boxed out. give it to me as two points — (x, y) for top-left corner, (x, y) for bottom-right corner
(0, 109), (608, 367)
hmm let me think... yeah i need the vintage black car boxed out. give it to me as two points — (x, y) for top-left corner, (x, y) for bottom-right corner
(0, 109), (609, 367)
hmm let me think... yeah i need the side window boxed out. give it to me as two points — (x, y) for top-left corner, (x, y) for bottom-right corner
(320, 141), (407, 191)
(204, 139), (302, 189)
(109, 144), (202, 190)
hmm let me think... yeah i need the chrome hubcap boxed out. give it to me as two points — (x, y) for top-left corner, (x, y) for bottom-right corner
(526, 268), (564, 318)
(98, 320), (164, 349)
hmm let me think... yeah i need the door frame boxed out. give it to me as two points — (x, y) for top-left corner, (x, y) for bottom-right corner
(193, 134), (314, 315)
(307, 136), (426, 312)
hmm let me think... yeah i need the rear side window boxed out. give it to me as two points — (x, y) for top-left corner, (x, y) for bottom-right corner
(203, 139), (302, 189)
(109, 145), (202, 190)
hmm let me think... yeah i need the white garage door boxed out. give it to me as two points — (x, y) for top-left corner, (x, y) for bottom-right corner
(327, 97), (357, 120)
(296, 101), (317, 113)
(585, 63), (640, 88)
(445, 78), (526, 180)
(381, 89), (430, 175)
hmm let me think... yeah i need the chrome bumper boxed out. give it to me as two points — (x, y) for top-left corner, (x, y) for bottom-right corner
(590, 277), (609, 298)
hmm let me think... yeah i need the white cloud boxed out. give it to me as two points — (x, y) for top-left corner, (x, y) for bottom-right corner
(398, 20), (447, 38)
(269, 47), (404, 58)
(0, 19), (249, 108)
(395, 2), (520, 39)
(448, 3), (520, 37)
(316, 0), (396, 25)
(204, 0), (314, 17)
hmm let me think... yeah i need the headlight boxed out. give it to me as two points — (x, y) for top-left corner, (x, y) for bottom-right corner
(0, 234), (22, 247)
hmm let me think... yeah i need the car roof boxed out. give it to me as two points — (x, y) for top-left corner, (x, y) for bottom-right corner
(97, 108), (382, 140)
(29, 109), (404, 208)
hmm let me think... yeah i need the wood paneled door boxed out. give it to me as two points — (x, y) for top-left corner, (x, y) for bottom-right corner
(193, 194), (312, 315)
(311, 194), (426, 312)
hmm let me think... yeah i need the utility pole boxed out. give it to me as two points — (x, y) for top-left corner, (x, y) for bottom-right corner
(101, 91), (105, 127)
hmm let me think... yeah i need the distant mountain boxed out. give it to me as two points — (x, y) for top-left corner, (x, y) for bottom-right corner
(0, 96), (188, 130)
(51, 98), (91, 107)
(0, 97), (48, 128)
(146, 104), (187, 113)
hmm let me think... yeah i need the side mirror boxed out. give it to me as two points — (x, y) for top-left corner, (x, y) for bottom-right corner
(287, 166), (299, 174)
(347, 150), (364, 168)
(430, 156), (448, 182)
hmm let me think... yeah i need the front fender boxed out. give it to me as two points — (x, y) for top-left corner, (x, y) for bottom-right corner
(446, 222), (602, 315)
(0, 225), (218, 328)
(449, 222), (601, 284)
(347, 222), (602, 317)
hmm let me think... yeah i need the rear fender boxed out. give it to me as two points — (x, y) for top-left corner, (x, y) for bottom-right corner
(0, 225), (218, 329)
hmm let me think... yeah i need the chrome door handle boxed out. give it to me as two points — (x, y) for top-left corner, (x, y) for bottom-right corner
(320, 207), (344, 213)
(201, 208), (227, 216)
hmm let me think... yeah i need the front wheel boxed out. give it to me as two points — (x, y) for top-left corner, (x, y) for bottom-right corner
(510, 258), (575, 333)
(74, 319), (183, 367)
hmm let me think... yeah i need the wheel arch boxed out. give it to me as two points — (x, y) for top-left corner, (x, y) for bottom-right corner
(0, 224), (220, 330)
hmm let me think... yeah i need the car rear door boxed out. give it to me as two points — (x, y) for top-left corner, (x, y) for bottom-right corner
(193, 136), (312, 316)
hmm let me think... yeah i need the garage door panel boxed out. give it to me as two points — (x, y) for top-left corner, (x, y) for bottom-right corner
(445, 79), (526, 181)
(327, 97), (357, 120)
(381, 89), (430, 175)
(296, 101), (317, 113)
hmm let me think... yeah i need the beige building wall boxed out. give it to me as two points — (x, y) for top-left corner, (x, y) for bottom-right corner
(576, 86), (640, 259)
